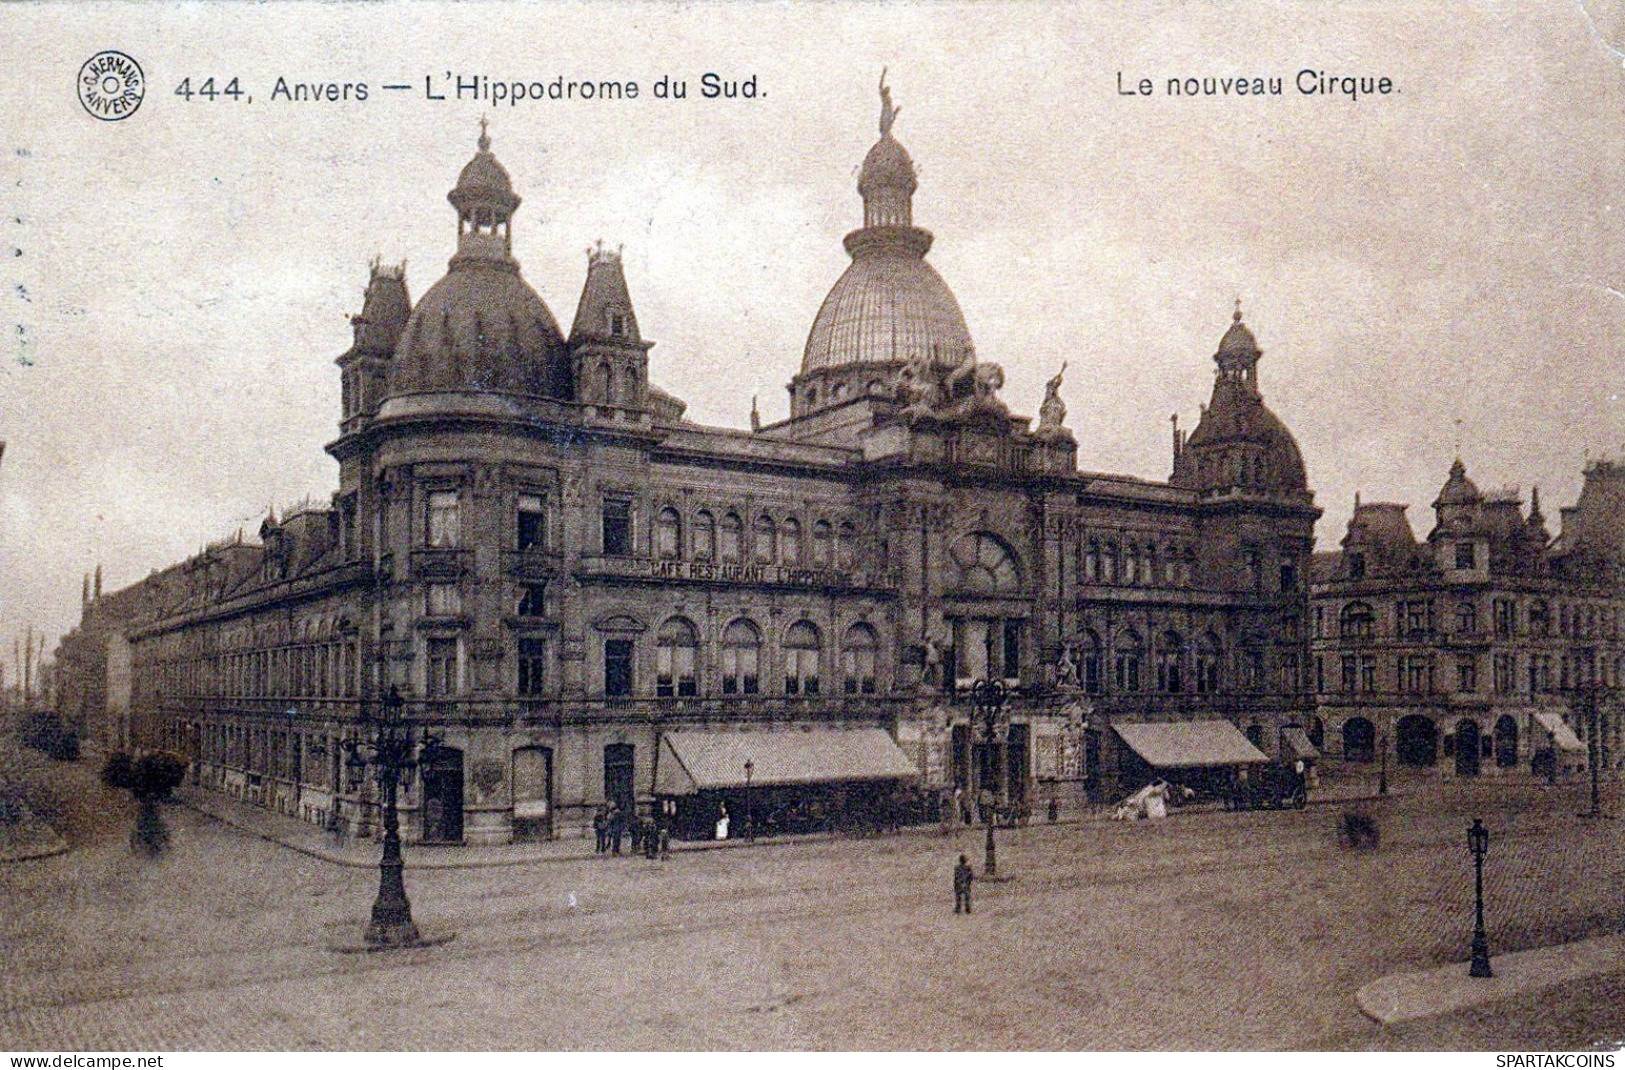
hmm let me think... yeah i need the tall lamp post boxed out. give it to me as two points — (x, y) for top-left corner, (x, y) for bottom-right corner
(341, 685), (444, 949)
(1570, 682), (1614, 820)
(970, 678), (1009, 878)
(744, 758), (755, 842)
(1467, 817), (1493, 978)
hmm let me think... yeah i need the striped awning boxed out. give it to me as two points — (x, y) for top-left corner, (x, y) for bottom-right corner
(654, 728), (919, 796)
(1534, 711), (1586, 753)
(1281, 726), (1321, 761)
(1113, 720), (1270, 769)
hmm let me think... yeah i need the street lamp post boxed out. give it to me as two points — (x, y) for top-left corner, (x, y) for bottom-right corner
(1467, 817), (1492, 978)
(970, 678), (1008, 879)
(341, 685), (444, 949)
(744, 758), (755, 842)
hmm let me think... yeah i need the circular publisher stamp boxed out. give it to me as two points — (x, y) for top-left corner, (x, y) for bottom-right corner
(78, 51), (145, 121)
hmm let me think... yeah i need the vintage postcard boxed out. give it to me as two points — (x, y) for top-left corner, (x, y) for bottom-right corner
(2, 0), (1624, 1055)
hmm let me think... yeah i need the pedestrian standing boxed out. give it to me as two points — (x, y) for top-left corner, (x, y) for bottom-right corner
(953, 854), (974, 914)
(593, 803), (608, 854)
(609, 802), (624, 855)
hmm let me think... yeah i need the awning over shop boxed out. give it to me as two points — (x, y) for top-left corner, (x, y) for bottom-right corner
(654, 728), (919, 796)
(1281, 727), (1321, 761)
(1113, 720), (1270, 769)
(1534, 711), (1586, 752)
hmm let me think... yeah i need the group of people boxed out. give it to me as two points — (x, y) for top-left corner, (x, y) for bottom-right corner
(592, 801), (671, 859)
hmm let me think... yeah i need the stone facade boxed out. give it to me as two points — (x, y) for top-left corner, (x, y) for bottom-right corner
(1310, 459), (1625, 777)
(75, 87), (1319, 844)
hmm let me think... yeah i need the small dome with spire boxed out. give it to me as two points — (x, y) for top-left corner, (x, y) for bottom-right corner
(385, 123), (568, 402)
(1434, 458), (1482, 507)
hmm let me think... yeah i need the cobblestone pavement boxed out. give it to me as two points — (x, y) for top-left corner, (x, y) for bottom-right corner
(2, 761), (1623, 1050)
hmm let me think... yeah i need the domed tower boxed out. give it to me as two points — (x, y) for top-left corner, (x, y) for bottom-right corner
(382, 122), (570, 405)
(791, 73), (976, 421)
(337, 260), (410, 431)
(1171, 304), (1310, 500)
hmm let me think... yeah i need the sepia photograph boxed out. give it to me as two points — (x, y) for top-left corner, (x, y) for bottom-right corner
(2, 0), (1624, 1054)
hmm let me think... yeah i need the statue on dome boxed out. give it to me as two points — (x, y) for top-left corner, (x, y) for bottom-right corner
(1037, 361), (1069, 436)
(879, 68), (899, 137)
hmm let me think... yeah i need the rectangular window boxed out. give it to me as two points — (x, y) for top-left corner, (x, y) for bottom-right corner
(601, 498), (633, 556)
(1456, 656), (1477, 693)
(1494, 599), (1516, 639)
(604, 638), (634, 697)
(427, 491), (460, 548)
(1341, 656), (1358, 694)
(1002, 620), (1022, 681)
(517, 494), (546, 551)
(517, 637), (546, 697)
(426, 638), (459, 698)
(517, 583), (547, 618)
(426, 583), (462, 617)
(1455, 541), (1476, 570)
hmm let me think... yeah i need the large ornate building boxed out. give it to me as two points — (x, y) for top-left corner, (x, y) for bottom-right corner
(1310, 459), (1625, 777)
(76, 84), (1320, 844)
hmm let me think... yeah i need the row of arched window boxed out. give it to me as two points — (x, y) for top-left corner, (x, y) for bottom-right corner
(653, 506), (858, 570)
(1069, 628), (1229, 695)
(1082, 538), (1197, 588)
(649, 616), (880, 698)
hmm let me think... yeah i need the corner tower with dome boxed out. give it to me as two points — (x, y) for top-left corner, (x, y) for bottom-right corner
(106, 86), (1322, 848)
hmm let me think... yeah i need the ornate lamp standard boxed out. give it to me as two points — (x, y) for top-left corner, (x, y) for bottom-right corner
(1568, 682), (1615, 820)
(1467, 817), (1493, 978)
(341, 685), (444, 949)
(969, 678), (1009, 878)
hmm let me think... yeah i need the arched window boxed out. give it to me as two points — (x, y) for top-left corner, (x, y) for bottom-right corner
(811, 520), (833, 568)
(784, 621), (821, 695)
(1081, 629), (1103, 694)
(693, 510), (716, 561)
(842, 623), (879, 695)
(1456, 601), (1478, 635)
(1115, 630), (1143, 692)
(656, 617), (698, 698)
(1145, 546), (1160, 586)
(722, 619), (761, 695)
(948, 533), (1021, 594)
(754, 514), (777, 564)
(1084, 540), (1100, 582)
(781, 517), (802, 566)
(719, 512), (743, 562)
(1124, 545), (1140, 586)
(837, 521), (856, 570)
(1195, 632), (1222, 694)
(1157, 630), (1184, 693)
(1339, 602), (1375, 639)
(1103, 541), (1119, 584)
(597, 362), (615, 405)
(655, 507), (682, 559)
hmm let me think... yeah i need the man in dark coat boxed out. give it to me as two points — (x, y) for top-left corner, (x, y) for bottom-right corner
(953, 854), (974, 914)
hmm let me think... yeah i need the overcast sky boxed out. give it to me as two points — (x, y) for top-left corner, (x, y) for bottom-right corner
(2, 1), (1623, 675)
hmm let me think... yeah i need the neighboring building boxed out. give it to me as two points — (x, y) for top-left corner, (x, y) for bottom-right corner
(1310, 459), (1625, 777)
(51, 567), (146, 751)
(73, 85), (1318, 844)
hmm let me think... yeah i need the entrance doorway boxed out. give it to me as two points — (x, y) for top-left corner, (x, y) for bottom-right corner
(1396, 715), (1438, 767)
(1493, 715), (1518, 768)
(604, 742), (635, 815)
(1454, 719), (1481, 777)
(1343, 717), (1376, 762)
(512, 746), (553, 841)
(421, 746), (464, 843)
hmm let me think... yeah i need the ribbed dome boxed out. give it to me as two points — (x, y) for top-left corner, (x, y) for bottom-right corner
(802, 228), (974, 371)
(388, 262), (564, 396)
